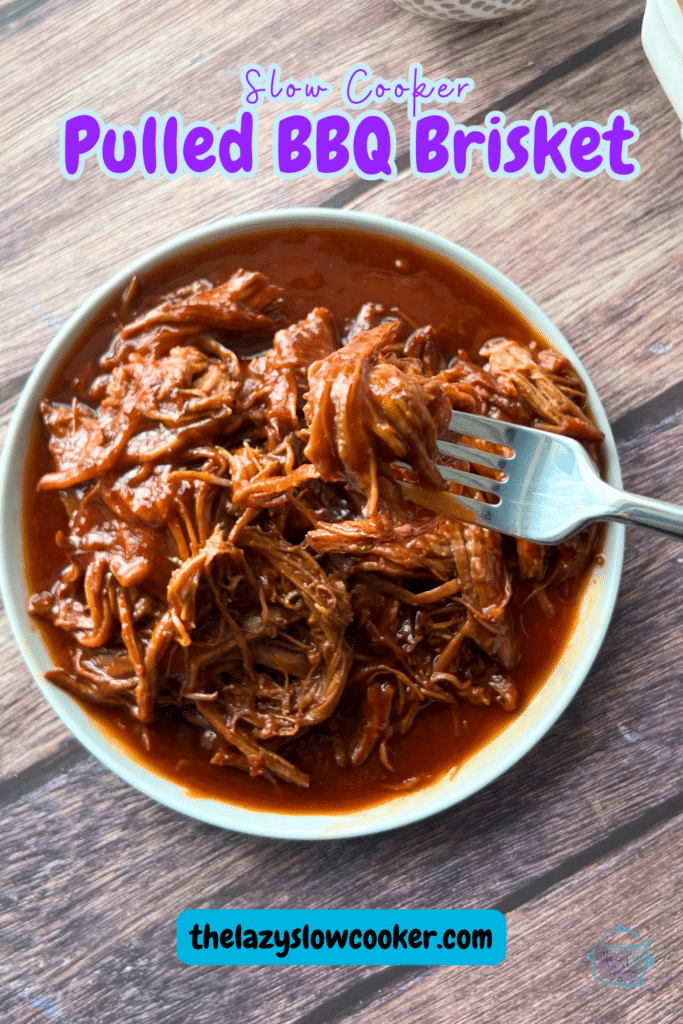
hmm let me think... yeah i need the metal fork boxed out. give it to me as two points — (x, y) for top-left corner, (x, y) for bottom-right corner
(398, 410), (683, 544)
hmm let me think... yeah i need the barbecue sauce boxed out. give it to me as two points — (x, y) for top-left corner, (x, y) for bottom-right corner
(24, 225), (600, 815)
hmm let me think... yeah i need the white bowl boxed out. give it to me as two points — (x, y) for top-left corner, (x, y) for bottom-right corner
(0, 209), (624, 840)
(642, 0), (683, 133)
(389, 0), (537, 22)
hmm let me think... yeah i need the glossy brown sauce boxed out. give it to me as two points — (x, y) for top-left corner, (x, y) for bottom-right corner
(25, 225), (599, 815)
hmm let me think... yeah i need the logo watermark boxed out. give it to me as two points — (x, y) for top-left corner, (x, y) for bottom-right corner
(586, 926), (654, 988)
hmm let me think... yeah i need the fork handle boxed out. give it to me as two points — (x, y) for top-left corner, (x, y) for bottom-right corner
(598, 482), (683, 540)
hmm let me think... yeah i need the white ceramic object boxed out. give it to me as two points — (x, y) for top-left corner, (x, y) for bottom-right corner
(642, 0), (683, 133)
(0, 209), (624, 840)
(390, 0), (537, 22)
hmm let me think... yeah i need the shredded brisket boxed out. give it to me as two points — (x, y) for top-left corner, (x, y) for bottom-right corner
(29, 269), (602, 787)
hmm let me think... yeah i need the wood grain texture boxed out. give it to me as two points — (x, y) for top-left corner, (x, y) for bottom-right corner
(0, 7), (665, 781)
(2, 416), (683, 1024)
(351, 34), (683, 423)
(335, 813), (683, 1024)
(2, 0), (683, 1022)
(0, 0), (644, 394)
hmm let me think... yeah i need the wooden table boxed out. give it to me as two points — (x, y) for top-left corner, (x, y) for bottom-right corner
(2, 0), (682, 1019)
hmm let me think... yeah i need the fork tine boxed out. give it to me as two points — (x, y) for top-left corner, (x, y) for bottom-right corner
(447, 409), (518, 446)
(396, 481), (499, 529)
(436, 464), (504, 496)
(436, 438), (509, 471)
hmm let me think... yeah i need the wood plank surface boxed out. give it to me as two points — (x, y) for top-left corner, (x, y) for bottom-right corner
(3, 0), (683, 1022)
(337, 812), (683, 1024)
(352, 34), (683, 423)
(2, 414), (683, 1024)
(0, 0), (652, 778)
(0, 0), (644, 393)
(3, 29), (681, 781)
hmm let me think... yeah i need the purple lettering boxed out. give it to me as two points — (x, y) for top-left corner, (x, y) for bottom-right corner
(503, 124), (529, 174)
(268, 65), (284, 100)
(183, 125), (216, 174)
(285, 82), (301, 99)
(437, 81), (455, 100)
(569, 125), (602, 174)
(410, 63), (435, 119)
(344, 64), (372, 107)
(413, 113), (450, 175)
(316, 114), (350, 175)
(533, 113), (568, 176)
(243, 66), (266, 106)
(141, 114), (157, 175)
(602, 111), (638, 177)
(163, 115), (179, 175)
(305, 80), (326, 99)
(101, 126), (136, 175)
(276, 113), (312, 174)
(452, 127), (485, 175)
(353, 113), (394, 178)
(485, 113), (503, 174)
(61, 112), (101, 178)
(218, 110), (255, 174)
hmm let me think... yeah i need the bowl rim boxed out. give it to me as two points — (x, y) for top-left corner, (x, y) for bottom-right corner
(643, 0), (683, 129)
(656, 0), (683, 35)
(0, 207), (624, 840)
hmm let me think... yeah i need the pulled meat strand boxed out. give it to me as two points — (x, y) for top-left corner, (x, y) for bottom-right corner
(304, 321), (451, 517)
(30, 268), (602, 787)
